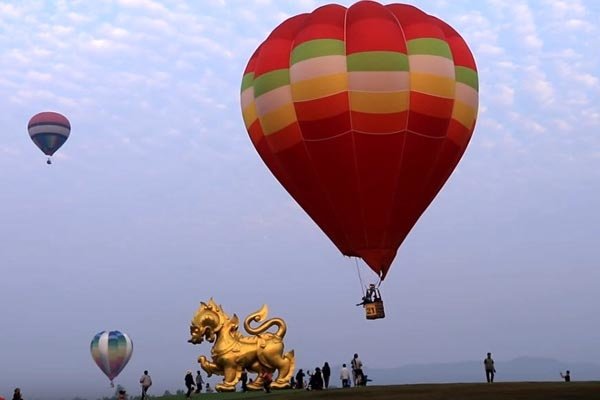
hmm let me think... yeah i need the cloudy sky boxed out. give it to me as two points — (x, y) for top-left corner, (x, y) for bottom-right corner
(1, 0), (599, 399)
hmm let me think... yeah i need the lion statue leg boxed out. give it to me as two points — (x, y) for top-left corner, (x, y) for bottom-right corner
(270, 350), (296, 389)
(198, 355), (223, 377)
(245, 361), (264, 391)
(215, 359), (241, 392)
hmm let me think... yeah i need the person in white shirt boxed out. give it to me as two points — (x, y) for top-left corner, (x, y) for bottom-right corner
(351, 353), (364, 386)
(340, 363), (351, 388)
(139, 370), (152, 400)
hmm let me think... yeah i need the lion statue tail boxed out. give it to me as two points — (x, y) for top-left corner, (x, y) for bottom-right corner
(244, 304), (287, 339)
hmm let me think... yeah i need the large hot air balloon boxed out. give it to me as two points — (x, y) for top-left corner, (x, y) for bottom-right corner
(241, 1), (478, 293)
(27, 111), (71, 164)
(90, 330), (133, 386)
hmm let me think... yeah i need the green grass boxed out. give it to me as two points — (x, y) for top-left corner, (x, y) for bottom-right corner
(154, 382), (600, 400)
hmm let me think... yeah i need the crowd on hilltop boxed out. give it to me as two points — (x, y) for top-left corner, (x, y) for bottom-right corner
(3, 352), (579, 399)
(288, 353), (370, 391)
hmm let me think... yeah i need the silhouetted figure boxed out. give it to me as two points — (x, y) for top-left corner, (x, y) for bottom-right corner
(357, 284), (382, 306)
(195, 371), (204, 393)
(295, 369), (305, 389)
(351, 353), (364, 386)
(184, 370), (195, 398)
(117, 390), (126, 400)
(241, 370), (248, 392)
(260, 369), (273, 393)
(484, 352), (496, 383)
(322, 362), (331, 389)
(561, 370), (571, 382)
(205, 383), (214, 393)
(290, 376), (296, 388)
(340, 363), (351, 388)
(12, 388), (23, 400)
(140, 370), (152, 400)
(310, 367), (324, 390)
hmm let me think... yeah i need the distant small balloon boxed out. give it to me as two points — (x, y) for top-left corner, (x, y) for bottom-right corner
(90, 330), (133, 386)
(27, 111), (71, 164)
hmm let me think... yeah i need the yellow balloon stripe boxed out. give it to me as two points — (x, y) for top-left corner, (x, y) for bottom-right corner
(451, 100), (477, 129)
(291, 73), (348, 102)
(260, 103), (297, 136)
(410, 73), (455, 98)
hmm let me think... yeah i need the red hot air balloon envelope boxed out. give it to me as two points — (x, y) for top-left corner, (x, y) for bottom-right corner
(27, 111), (71, 164)
(241, 1), (478, 288)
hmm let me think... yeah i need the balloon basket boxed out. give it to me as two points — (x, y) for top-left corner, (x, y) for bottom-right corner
(364, 300), (385, 320)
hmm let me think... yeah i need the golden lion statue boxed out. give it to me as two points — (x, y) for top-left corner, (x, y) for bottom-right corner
(188, 299), (295, 392)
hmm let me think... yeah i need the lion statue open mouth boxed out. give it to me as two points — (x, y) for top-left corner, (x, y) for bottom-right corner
(188, 299), (295, 392)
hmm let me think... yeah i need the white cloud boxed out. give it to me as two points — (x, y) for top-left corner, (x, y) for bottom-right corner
(509, 111), (545, 132)
(26, 71), (53, 82)
(513, 2), (543, 50)
(564, 18), (594, 32)
(574, 73), (599, 88)
(0, 3), (22, 19)
(100, 25), (131, 40)
(524, 66), (555, 106)
(544, 0), (586, 18)
(496, 61), (517, 70)
(581, 108), (600, 123)
(489, 84), (515, 106)
(552, 119), (571, 132)
(478, 43), (504, 56)
(66, 11), (92, 24)
(116, 0), (168, 14)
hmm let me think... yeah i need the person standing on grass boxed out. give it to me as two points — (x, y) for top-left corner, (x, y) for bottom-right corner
(351, 353), (363, 386)
(140, 370), (152, 400)
(311, 367), (324, 390)
(195, 371), (204, 393)
(340, 363), (351, 388)
(260, 369), (273, 393)
(560, 370), (571, 382)
(322, 362), (331, 389)
(484, 352), (496, 383)
(184, 371), (195, 398)
(295, 369), (305, 389)
(12, 388), (23, 400)
(241, 369), (248, 392)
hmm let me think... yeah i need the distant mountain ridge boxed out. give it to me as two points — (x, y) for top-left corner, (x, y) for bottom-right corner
(348, 357), (600, 385)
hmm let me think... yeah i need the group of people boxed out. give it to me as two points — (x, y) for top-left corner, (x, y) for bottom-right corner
(184, 370), (213, 397)
(292, 354), (368, 391)
(292, 365), (329, 391)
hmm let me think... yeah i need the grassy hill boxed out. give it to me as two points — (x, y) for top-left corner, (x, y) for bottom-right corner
(153, 382), (600, 400)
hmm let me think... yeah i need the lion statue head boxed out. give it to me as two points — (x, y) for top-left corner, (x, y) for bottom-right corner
(188, 299), (233, 344)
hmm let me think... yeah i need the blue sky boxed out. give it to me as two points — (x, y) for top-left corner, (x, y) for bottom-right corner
(1, 1), (599, 399)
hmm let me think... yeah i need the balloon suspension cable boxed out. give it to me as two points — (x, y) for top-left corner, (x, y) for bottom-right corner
(354, 257), (365, 296)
